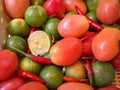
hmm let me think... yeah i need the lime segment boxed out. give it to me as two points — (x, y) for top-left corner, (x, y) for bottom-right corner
(28, 30), (51, 56)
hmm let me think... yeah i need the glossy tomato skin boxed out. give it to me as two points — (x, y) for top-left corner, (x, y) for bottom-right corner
(58, 15), (89, 38)
(97, 86), (120, 90)
(0, 76), (26, 90)
(50, 37), (83, 66)
(43, 0), (65, 19)
(17, 81), (48, 90)
(63, 0), (87, 14)
(0, 49), (18, 81)
(4, 0), (30, 18)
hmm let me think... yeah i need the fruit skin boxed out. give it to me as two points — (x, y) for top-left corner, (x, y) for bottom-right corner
(96, 0), (120, 24)
(0, 76), (26, 90)
(58, 15), (89, 38)
(92, 27), (120, 62)
(24, 5), (47, 27)
(92, 61), (115, 87)
(97, 85), (120, 90)
(4, 0), (30, 18)
(57, 82), (94, 90)
(0, 49), (18, 81)
(43, 0), (65, 19)
(50, 37), (83, 66)
(39, 65), (64, 90)
(17, 81), (48, 90)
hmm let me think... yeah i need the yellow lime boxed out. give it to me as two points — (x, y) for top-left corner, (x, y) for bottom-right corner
(28, 30), (52, 56)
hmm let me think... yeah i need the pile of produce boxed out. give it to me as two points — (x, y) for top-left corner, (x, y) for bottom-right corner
(0, 0), (120, 90)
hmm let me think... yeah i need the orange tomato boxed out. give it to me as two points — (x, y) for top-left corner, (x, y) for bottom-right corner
(57, 82), (94, 90)
(63, 0), (87, 13)
(4, 0), (30, 18)
(58, 15), (89, 38)
(50, 37), (83, 66)
(17, 81), (48, 90)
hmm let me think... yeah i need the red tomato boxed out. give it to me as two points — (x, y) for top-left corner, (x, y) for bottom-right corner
(50, 37), (83, 66)
(58, 15), (89, 38)
(57, 82), (93, 90)
(0, 76), (26, 90)
(43, 0), (65, 19)
(63, 0), (87, 13)
(17, 81), (48, 90)
(97, 86), (120, 90)
(0, 49), (18, 81)
(4, 0), (30, 18)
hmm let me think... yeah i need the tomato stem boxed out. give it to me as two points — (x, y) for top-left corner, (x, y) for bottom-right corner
(16, 70), (45, 83)
(75, 6), (103, 31)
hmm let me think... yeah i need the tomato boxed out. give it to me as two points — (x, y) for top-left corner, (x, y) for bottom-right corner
(0, 76), (26, 90)
(43, 0), (65, 19)
(50, 37), (83, 66)
(17, 81), (48, 90)
(96, 0), (120, 24)
(0, 49), (18, 81)
(97, 86), (120, 90)
(63, 0), (87, 14)
(58, 15), (89, 38)
(57, 82), (94, 90)
(4, 0), (30, 18)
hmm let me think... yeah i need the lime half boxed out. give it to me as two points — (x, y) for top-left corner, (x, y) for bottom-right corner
(28, 30), (51, 56)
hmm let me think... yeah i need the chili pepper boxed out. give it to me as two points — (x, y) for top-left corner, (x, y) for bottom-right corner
(16, 70), (45, 83)
(83, 59), (93, 86)
(27, 27), (36, 54)
(63, 76), (88, 83)
(11, 46), (53, 64)
(92, 57), (97, 63)
(75, 6), (103, 31)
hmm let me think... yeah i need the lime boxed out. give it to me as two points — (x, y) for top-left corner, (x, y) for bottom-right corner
(8, 18), (30, 37)
(39, 65), (64, 90)
(20, 57), (42, 74)
(28, 30), (52, 56)
(87, 11), (98, 22)
(5, 36), (27, 56)
(65, 60), (86, 79)
(44, 18), (61, 40)
(24, 5), (47, 27)
(92, 61), (115, 87)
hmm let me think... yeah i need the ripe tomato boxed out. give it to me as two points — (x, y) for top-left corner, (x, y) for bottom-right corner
(17, 81), (48, 90)
(58, 15), (89, 38)
(63, 0), (87, 13)
(0, 49), (18, 81)
(97, 86), (120, 90)
(50, 37), (83, 66)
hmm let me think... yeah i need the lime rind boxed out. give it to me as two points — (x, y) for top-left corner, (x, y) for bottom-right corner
(28, 30), (51, 56)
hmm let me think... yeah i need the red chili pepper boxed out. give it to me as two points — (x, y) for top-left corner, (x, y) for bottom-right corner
(83, 59), (93, 86)
(11, 46), (53, 64)
(27, 27), (36, 54)
(16, 70), (45, 83)
(75, 6), (103, 31)
(63, 76), (88, 83)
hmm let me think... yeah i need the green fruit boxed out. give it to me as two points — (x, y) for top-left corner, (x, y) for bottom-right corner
(20, 57), (42, 74)
(24, 5), (47, 27)
(92, 61), (115, 87)
(65, 61), (86, 79)
(30, 0), (45, 6)
(39, 65), (63, 90)
(64, 12), (77, 17)
(87, 11), (98, 22)
(5, 36), (27, 56)
(44, 18), (61, 40)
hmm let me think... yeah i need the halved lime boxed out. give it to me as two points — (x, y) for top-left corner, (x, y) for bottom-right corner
(28, 30), (52, 56)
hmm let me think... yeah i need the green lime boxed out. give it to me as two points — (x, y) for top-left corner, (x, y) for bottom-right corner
(87, 11), (98, 22)
(39, 65), (64, 90)
(92, 61), (115, 87)
(85, 0), (98, 11)
(8, 18), (30, 37)
(28, 30), (52, 56)
(65, 61), (86, 79)
(5, 36), (27, 56)
(20, 57), (42, 74)
(24, 5), (47, 27)
(30, 0), (45, 6)
(44, 18), (61, 40)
